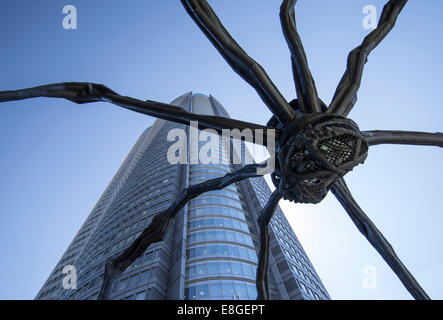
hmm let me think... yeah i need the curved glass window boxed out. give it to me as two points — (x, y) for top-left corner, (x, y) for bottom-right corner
(190, 167), (231, 176)
(189, 197), (243, 209)
(189, 206), (247, 220)
(184, 280), (257, 300)
(188, 230), (254, 247)
(195, 189), (240, 199)
(197, 185), (237, 194)
(188, 217), (249, 233)
(186, 155), (258, 301)
(190, 173), (240, 184)
(187, 229), (254, 246)
(186, 261), (256, 280)
(186, 244), (257, 262)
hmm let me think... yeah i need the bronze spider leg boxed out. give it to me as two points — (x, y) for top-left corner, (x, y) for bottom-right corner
(181, 0), (296, 123)
(0, 82), (274, 146)
(331, 178), (430, 300)
(363, 130), (443, 147)
(280, 0), (321, 113)
(327, 0), (408, 116)
(256, 190), (283, 300)
(97, 161), (269, 299)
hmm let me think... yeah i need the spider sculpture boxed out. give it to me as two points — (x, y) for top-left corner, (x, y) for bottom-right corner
(0, 0), (441, 300)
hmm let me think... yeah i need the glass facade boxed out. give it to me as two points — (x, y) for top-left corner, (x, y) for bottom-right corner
(185, 164), (259, 300)
(184, 95), (259, 300)
(36, 92), (330, 300)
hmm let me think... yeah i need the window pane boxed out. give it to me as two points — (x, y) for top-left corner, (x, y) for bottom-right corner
(238, 247), (248, 259)
(226, 231), (236, 241)
(188, 286), (196, 300)
(189, 265), (196, 278)
(242, 264), (255, 278)
(206, 230), (216, 240)
(246, 284), (257, 299)
(218, 245), (228, 256)
(196, 247), (205, 257)
(234, 282), (248, 299)
(118, 278), (128, 291)
(196, 264), (207, 276)
(140, 270), (151, 282)
(209, 283), (223, 298)
(215, 230), (225, 240)
(246, 237), (253, 246)
(222, 282), (235, 299)
(195, 232), (205, 241)
(196, 284), (209, 299)
(231, 262), (242, 276)
(207, 245), (217, 255)
(223, 218), (233, 228)
(220, 262), (231, 275)
(129, 274), (139, 287)
(228, 246), (239, 257)
(207, 262), (219, 275)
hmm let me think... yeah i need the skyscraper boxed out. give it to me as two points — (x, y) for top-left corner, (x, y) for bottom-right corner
(35, 93), (330, 300)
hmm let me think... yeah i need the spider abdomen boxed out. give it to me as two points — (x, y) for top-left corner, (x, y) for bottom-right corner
(272, 115), (368, 203)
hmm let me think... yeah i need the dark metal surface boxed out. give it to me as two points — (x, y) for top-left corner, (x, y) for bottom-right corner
(0, 0), (440, 300)
(280, 0), (321, 113)
(256, 190), (282, 300)
(363, 130), (443, 147)
(271, 114), (368, 204)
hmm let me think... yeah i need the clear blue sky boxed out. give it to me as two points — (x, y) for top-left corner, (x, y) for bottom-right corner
(0, 0), (442, 300)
